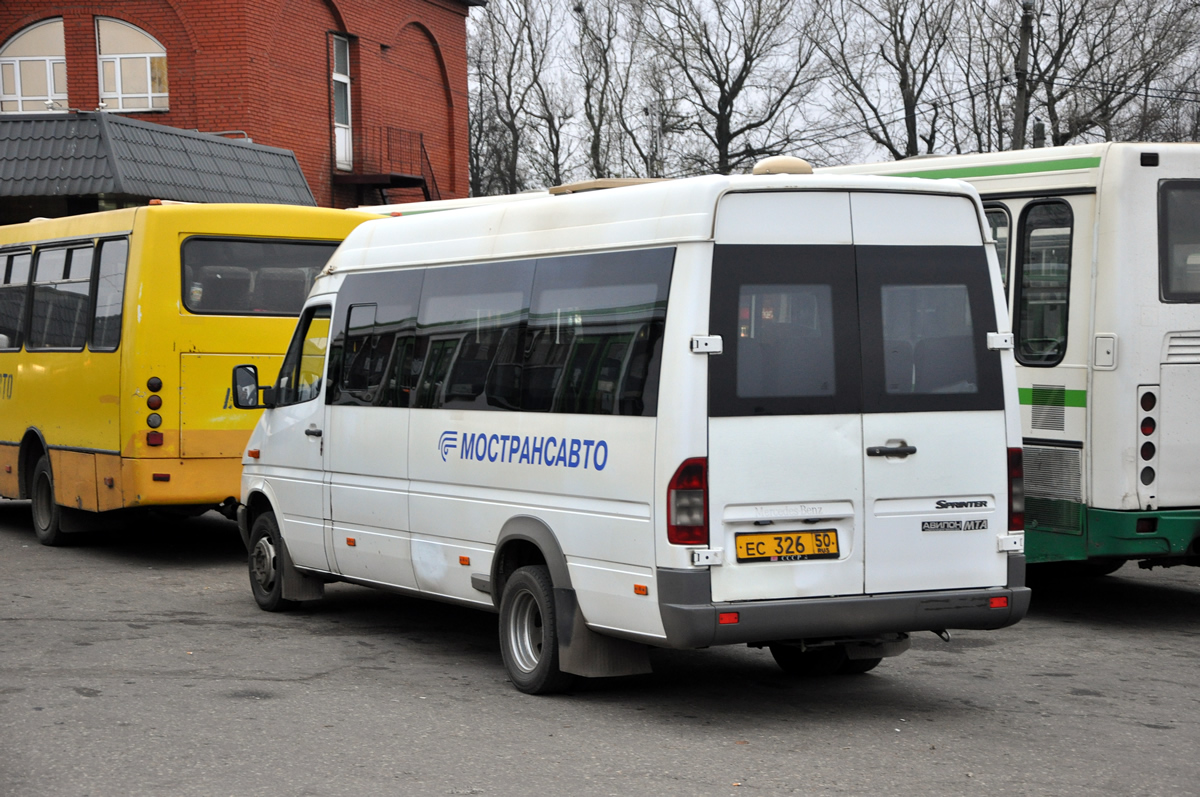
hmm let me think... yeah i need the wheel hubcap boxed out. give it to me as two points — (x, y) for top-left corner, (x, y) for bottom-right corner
(251, 537), (278, 591)
(508, 588), (544, 674)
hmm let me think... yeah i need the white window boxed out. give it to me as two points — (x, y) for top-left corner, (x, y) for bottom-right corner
(0, 19), (68, 113)
(97, 18), (167, 111)
(333, 35), (352, 170)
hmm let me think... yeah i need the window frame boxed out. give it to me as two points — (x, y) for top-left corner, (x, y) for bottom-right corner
(26, 242), (98, 352)
(89, 236), (129, 352)
(1157, 179), (1200, 303)
(0, 18), (68, 113)
(274, 304), (333, 407)
(180, 235), (341, 318)
(95, 17), (168, 112)
(331, 34), (352, 170)
(0, 248), (33, 351)
(1013, 199), (1074, 368)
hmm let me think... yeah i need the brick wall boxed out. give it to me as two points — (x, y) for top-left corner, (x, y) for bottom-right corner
(2, 0), (471, 207)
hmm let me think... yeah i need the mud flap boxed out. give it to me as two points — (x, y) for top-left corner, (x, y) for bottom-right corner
(554, 587), (652, 678)
(279, 536), (324, 602)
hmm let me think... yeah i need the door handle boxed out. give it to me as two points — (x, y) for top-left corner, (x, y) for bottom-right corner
(305, 428), (323, 437)
(867, 445), (916, 458)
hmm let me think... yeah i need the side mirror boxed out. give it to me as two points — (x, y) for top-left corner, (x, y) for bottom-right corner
(232, 365), (271, 409)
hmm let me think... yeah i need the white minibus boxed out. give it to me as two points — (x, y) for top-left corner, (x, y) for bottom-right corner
(231, 159), (1029, 693)
(826, 144), (1200, 576)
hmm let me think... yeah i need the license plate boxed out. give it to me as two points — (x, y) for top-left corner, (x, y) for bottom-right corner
(735, 530), (839, 562)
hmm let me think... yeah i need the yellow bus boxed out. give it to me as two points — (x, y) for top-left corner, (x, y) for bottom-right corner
(0, 203), (377, 544)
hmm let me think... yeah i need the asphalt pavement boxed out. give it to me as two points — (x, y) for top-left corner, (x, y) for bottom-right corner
(1, 500), (1198, 796)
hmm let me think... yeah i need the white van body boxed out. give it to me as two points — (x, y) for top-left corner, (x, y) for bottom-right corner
(236, 171), (1030, 692)
(825, 144), (1200, 572)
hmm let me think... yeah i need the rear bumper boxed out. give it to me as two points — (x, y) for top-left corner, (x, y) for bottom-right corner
(657, 554), (1030, 649)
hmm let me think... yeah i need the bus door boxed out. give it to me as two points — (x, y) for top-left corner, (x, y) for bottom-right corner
(325, 282), (421, 590)
(256, 304), (333, 570)
(707, 191), (867, 603)
(855, 241), (1010, 593)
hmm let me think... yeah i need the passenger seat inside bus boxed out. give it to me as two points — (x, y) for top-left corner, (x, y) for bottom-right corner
(253, 268), (309, 314)
(913, 335), (977, 394)
(196, 266), (252, 312)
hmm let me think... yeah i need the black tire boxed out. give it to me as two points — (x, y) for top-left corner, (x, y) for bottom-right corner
(1082, 558), (1126, 577)
(31, 455), (66, 546)
(769, 643), (848, 676)
(839, 656), (883, 674)
(248, 512), (297, 612)
(498, 565), (575, 695)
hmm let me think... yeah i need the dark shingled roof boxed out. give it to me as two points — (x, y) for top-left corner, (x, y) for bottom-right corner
(0, 112), (315, 205)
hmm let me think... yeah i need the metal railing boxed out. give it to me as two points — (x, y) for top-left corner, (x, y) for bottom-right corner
(360, 127), (442, 201)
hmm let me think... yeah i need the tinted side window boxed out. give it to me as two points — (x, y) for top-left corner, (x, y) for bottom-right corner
(857, 246), (1004, 413)
(329, 269), (424, 408)
(182, 237), (338, 316)
(413, 260), (535, 411)
(1159, 180), (1200, 302)
(275, 306), (332, 406)
(524, 248), (671, 416)
(1015, 201), (1072, 366)
(0, 250), (32, 350)
(709, 245), (861, 417)
(91, 237), (128, 351)
(28, 244), (95, 350)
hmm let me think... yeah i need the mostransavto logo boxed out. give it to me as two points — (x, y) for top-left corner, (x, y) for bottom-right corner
(440, 431), (609, 470)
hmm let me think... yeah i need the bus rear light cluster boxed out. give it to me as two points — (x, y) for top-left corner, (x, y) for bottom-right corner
(146, 431), (163, 447)
(1137, 386), (1159, 509)
(1008, 448), (1024, 532)
(667, 457), (708, 545)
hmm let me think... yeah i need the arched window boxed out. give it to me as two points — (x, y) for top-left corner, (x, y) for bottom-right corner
(96, 18), (167, 111)
(0, 19), (67, 113)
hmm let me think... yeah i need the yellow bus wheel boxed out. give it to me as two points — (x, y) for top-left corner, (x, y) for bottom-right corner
(31, 456), (65, 546)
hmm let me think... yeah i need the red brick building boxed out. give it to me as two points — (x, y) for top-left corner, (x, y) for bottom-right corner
(0, 0), (477, 208)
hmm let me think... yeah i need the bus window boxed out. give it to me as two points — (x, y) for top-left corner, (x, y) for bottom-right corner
(275, 305), (332, 406)
(523, 248), (671, 416)
(1015, 201), (1072, 367)
(413, 259), (535, 411)
(0, 250), (31, 350)
(181, 237), (340, 316)
(984, 205), (1010, 291)
(28, 244), (95, 350)
(1159, 180), (1200, 302)
(91, 238), (128, 351)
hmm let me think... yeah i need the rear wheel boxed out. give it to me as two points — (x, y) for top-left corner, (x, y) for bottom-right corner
(769, 643), (848, 676)
(31, 455), (65, 546)
(499, 565), (574, 694)
(248, 512), (297, 612)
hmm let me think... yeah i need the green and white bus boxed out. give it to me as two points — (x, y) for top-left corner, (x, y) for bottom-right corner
(828, 143), (1200, 575)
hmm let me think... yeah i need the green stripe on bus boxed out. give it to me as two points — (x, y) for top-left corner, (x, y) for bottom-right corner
(1018, 387), (1086, 407)
(894, 157), (1102, 181)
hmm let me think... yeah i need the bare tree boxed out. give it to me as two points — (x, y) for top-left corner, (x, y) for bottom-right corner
(642, 0), (820, 175)
(817, 0), (957, 160)
(1029, 0), (1200, 146)
(940, 1), (1018, 153)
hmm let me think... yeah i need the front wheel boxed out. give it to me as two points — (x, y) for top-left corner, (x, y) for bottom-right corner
(248, 512), (297, 612)
(31, 455), (65, 546)
(498, 565), (575, 695)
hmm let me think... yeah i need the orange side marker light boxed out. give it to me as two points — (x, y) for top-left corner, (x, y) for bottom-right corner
(633, 584), (648, 596)
(247, 449), (260, 459)
(346, 538), (356, 547)
(459, 556), (470, 566)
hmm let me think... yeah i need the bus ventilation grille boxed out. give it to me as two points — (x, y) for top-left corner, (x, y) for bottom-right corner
(1163, 332), (1200, 363)
(1025, 497), (1083, 532)
(1030, 385), (1066, 431)
(1024, 445), (1082, 502)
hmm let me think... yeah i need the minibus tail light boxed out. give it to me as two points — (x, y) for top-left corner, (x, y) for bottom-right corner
(1008, 448), (1024, 531)
(668, 457), (708, 545)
